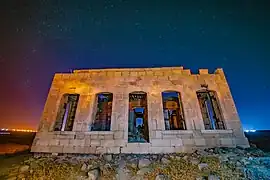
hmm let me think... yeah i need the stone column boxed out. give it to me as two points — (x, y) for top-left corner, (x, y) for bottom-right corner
(148, 92), (165, 131)
(73, 94), (92, 132)
(112, 92), (128, 140)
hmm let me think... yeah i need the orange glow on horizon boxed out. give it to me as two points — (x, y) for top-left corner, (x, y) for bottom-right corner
(0, 128), (37, 132)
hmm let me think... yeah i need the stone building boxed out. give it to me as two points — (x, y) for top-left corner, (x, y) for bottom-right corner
(31, 67), (249, 154)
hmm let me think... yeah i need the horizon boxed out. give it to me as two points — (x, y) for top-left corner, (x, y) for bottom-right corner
(0, 0), (269, 130)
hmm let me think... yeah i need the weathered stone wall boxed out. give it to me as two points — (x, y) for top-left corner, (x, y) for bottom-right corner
(31, 67), (249, 154)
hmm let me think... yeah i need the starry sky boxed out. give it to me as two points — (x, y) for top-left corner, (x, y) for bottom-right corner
(0, 0), (269, 130)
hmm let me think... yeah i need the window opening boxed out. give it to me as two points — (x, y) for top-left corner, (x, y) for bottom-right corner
(162, 91), (186, 130)
(197, 90), (225, 130)
(54, 94), (79, 131)
(91, 93), (113, 131)
(128, 92), (149, 143)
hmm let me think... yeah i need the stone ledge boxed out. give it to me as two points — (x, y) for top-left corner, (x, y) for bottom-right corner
(162, 130), (193, 135)
(201, 129), (233, 134)
(84, 131), (114, 135)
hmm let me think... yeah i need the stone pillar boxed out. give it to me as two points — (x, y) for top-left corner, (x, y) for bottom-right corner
(73, 94), (92, 132)
(148, 92), (165, 131)
(182, 85), (205, 130)
(113, 92), (128, 140)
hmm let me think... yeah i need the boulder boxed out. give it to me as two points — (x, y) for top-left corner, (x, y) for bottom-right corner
(198, 163), (208, 171)
(104, 154), (112, 162)
(161, 157), (170, 164)
(183, 155), (189, 161)
(19, 165), (29, 172)
(81, 163), (87, 171)
(137, 167), (151, 175)
(190, 158), (200, 165)
(155, 174), (168, 180)
(17, 174), (25, 179)
(6, 176), (17, 180)
(88, 168), (100, 180)
(208, 175), (220, 180)
(138, 159), (151, 168)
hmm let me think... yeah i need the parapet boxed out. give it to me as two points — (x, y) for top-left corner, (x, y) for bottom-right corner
(72, 66), (184, 73)
(71, 66), (224, 77)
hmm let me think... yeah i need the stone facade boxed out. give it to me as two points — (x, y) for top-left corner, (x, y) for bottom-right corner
(31, 67), (249, 154)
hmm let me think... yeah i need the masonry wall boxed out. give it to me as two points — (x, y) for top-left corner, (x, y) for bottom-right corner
(31, 67), (249, 154)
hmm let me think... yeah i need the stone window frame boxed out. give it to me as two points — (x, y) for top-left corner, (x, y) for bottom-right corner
(196, 89), (226, 130)
(128, 91), (150, 143)
(161, 90), (187, 131)
(52, 93), (80, 132)
(91, 92), (113, 132)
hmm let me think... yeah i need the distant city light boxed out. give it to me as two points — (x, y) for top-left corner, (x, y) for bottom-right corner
(0, 128), (37, 132)
(244, 129), (256, 132)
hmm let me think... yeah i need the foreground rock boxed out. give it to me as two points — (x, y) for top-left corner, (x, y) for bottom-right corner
(1, 147), (269, 180)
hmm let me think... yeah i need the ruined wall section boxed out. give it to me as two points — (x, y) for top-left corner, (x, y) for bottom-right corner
(31, 67), (249, 154)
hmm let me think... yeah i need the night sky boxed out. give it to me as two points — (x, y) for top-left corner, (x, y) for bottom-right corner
(0, 0), (269, 130)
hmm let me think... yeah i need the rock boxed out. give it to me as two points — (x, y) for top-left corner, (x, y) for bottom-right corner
(198, 163), (208, 171)
(17, 174), (25, 179)
(130, 163), (137, 169)
(175, 156), (181, 160)
(30, 161), (39, 169)
(155, 174), (168, 180)
(81, 163), (87, 171)
(87, 164), (94, 170)
(19, 165), (29, 172)
(117, 158), (130, 180)
(138, 159), (151, 168)
(208, 175), (220, 180)
(30, 169), (33, 174)
(250, 143), (257, 148)
(236, 145), (245, 150)
(6, 176), (17, 180)
(161, 157), (170, 164)
(137, 167), (151, 175)
(88, 168), (100, 180)
(183, 155), (189, 161)
(129, 158), (138, 168)
(152, 155), (158, 160)
(236, 161), (242, 167)
(52, 152), (58, 156)
(209, 149), (214, 153)
(104, 154), (112, 162)
(130, 175), (144, 180)
(196, 149), (209, 156)
(190, 158), (200, 165)
(77, 171), (88, 177)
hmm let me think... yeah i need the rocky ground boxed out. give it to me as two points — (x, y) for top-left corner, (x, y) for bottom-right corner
(0, 146), (270, 180)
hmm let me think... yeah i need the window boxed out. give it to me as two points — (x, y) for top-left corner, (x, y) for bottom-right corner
(128, 91), (149, 143)
(91, 92), (113, 131)
(54, 94), (80, 131)
(162, 91), (186, 130)
(197, 90), (225, 130)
